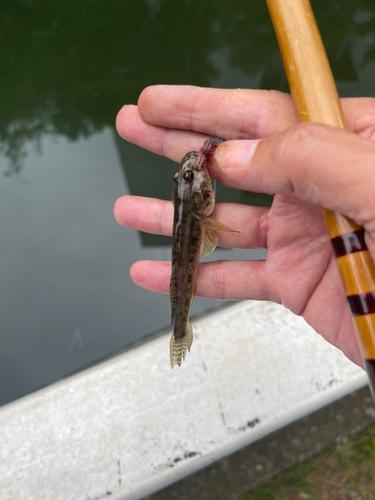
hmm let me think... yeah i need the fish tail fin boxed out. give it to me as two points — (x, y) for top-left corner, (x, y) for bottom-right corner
(170, 323), (193, 368)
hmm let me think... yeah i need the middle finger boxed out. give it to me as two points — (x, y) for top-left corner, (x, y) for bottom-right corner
(114, 195), (269, 249)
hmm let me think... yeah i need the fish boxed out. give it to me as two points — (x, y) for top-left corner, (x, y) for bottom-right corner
(169, 137), (239, 368)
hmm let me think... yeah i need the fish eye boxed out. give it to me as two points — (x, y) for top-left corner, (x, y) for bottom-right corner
(183, 170), (194, 182)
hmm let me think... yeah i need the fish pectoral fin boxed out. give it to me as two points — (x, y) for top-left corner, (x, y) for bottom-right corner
(191, 281), (197, 305)
(202, 217), (240, 233)
(201, 228), (218, 258)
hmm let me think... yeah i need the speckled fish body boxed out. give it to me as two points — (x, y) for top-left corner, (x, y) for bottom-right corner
(169, 138), (239, 368)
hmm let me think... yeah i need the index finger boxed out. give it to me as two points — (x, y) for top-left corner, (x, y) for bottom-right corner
(138, 85), (297, 140)
(138, 86), (375, 139)
(116, 86), (375, 167)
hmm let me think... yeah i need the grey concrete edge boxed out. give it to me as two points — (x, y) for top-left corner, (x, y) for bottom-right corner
(0, 301), (368, 500)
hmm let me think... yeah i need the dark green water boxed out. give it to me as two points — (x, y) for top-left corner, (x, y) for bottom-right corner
(1, 0), (374, 406)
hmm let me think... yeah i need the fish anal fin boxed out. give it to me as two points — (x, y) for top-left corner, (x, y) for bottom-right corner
(170, 324), (193, 368)
(201, 228), (218, 258)
(202, 217), (240, 233)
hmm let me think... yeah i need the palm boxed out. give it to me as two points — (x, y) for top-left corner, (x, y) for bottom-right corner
(265, 193), (332, 311)
(262, 194), (353, 354)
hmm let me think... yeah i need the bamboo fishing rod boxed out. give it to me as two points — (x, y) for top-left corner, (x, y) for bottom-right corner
(265, 0), (375, 398)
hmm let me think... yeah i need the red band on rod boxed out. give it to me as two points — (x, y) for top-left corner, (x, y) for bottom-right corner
(347, 291), (375, 317)
(331, 229), (366, 258)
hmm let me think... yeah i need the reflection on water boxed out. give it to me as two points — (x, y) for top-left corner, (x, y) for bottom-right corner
(1, 0), (374, 175)
(0, 0), (374, 406)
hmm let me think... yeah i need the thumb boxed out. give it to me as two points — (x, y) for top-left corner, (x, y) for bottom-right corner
(214, 122), (375, 230)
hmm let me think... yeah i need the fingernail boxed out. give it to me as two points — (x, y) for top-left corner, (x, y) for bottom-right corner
(215, 140), (260, 170)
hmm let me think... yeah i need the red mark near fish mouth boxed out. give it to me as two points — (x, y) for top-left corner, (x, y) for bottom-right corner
(194, 137), (223, 171)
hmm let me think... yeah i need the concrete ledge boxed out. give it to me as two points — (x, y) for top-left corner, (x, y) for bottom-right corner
(145, 385), (375, 500)
(0, 301), (367, 500)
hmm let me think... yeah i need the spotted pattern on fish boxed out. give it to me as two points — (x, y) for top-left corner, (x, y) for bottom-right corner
(169, 139), (239, 368)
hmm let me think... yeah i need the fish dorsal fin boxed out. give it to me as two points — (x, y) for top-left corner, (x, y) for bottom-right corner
(201, 228), (218, 258)
(202, 217), (240, 233)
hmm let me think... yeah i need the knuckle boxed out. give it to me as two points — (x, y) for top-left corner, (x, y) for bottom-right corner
(275, 122), (320, 163)
(273, 123), (328, 189)
(266, 89), (294, 114)
(207, 261), (226, 299)
(269, 122), (328, 198)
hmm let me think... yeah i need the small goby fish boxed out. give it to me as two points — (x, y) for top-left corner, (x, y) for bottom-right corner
(169, 137), (239, 368)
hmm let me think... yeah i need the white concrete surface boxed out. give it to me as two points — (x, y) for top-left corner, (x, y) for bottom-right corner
(0, 301), (367, 500)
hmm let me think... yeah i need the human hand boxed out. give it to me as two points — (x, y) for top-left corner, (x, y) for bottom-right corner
(114, 85), (375, 367)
